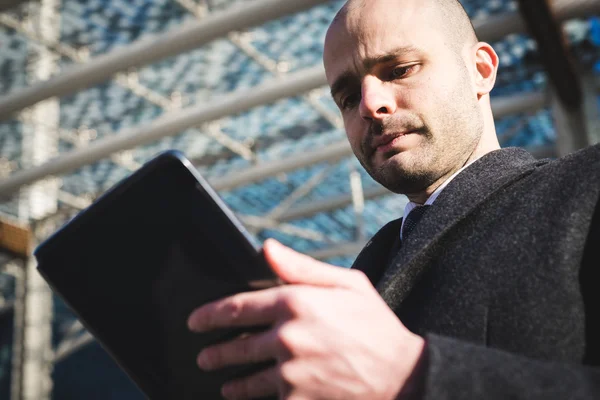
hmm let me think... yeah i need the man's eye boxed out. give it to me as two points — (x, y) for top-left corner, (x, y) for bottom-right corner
(390, 65), (415, 79)
(341, 93), (361, 110)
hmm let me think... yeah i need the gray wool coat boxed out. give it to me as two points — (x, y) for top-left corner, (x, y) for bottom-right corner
(351, 144), (600, 399)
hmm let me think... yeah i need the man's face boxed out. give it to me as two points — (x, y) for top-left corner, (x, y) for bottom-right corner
(323, 0), (484, 195)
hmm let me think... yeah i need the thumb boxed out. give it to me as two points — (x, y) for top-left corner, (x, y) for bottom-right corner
(263, 239), (357, 288)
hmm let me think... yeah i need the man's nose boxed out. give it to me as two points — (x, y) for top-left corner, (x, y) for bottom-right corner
(359, 78), (397, 122)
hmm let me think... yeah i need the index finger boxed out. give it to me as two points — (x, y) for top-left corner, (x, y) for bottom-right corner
(187, 287), (284, 333)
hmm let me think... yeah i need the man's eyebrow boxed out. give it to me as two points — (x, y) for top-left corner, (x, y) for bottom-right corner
(329, 46), (423, 100)
(363, 45), (422, 70)
(330, 71), (357, 101)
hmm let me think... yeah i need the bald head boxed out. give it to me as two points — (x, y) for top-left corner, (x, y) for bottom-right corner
(431, 0), (479, 52)
(332, 0), (478, 55)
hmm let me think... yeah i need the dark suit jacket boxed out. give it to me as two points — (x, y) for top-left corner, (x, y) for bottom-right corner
(351, 144), (600, 399)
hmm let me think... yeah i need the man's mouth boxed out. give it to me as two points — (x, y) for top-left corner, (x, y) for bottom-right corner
(373, 132), (413, 153)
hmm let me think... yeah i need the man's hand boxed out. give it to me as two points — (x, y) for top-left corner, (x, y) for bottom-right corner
(187, 239), (425, 400)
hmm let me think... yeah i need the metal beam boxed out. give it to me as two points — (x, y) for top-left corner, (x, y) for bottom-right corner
(0, 300), (15, 316)
(0, 0), (329, 120)
(0, 215), (31, 258)
(551, 67), (600, 156)
(492, 91), (546, 119)
(472, 0), (600, 43)
(582, 72), (600, 145)
(518, 0), (582, 110)
(265, 165), (334, 220)
(11, 3), (59, 398)
(240, 215), (328, 242)
(550, 0), (600, 24)
(279, 185), (395, 222)
(550, 87), (588, 156)
(473, 11), (527, 44)
(0, 11), (257, 168)
(53, 331), (94, 363)
(212, 140), (351, 192)
(0, 65), (327, 198)
(349, 166), (367, 241)
(0, 0), (31, 13)
(307, 241), (367, 261)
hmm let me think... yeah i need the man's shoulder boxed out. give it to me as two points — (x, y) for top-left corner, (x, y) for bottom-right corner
(498, 144), (600, 217)
(533, 143), (600, 182)
(557, 142), (600, 167)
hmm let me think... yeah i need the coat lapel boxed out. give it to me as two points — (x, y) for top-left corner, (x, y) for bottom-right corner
(376, 148), (544, 307)
(351, 218), (402, 286)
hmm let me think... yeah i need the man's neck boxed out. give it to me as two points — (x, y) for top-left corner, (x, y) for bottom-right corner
(405, 154), (488, 204)
(405, 173), (452, 204)
(405, 136), (501, 204)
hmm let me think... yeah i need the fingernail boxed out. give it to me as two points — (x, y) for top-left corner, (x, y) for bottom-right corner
(187, 320), (196, 332)
(196, 351), (211, 370)
(221, 384), (235, 399)
(187, 315), (205, 333)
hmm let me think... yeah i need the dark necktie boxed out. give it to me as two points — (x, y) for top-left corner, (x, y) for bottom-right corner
(402, 205), (430, 241)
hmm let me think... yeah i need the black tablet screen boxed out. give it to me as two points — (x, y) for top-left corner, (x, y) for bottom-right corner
(36, 153), (276, 399)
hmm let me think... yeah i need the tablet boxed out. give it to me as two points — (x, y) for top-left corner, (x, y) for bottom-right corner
(35, 150), (280, 399)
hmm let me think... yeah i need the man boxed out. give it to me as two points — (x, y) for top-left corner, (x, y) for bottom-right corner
(187, 0), (600, 399)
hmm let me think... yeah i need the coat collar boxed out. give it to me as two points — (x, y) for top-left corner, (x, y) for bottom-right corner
(350, 218), (402, 285)
(356, 147), (543, 307)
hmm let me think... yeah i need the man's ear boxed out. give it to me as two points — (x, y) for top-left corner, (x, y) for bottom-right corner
(473, 42), (499, 98)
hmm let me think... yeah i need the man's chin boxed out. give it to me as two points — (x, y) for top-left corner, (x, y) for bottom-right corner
(373, 150), (412, 172)
(369, 155), (435, 195)
(380, 174), (435, 195)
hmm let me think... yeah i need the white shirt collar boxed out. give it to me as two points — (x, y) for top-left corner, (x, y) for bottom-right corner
(400, 159), (477, 239)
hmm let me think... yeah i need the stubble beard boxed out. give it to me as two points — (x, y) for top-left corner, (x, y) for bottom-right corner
(361, 110), (483, 196)
(361, 127), (442, 194)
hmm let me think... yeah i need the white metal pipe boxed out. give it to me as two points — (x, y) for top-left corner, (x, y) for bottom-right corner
(279, 185), (393, 222)
(212, 140), (351, 192)
(266, 164), (333, 220)
(0, 0), (329, 120)
(307, 241), (368, 260)
(53, 331), (94, 363)
(473, 12), (526, 44)
(0, 66), (327, 197)
(493, 91), (546, 119)
(14, 2), (58, 399)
